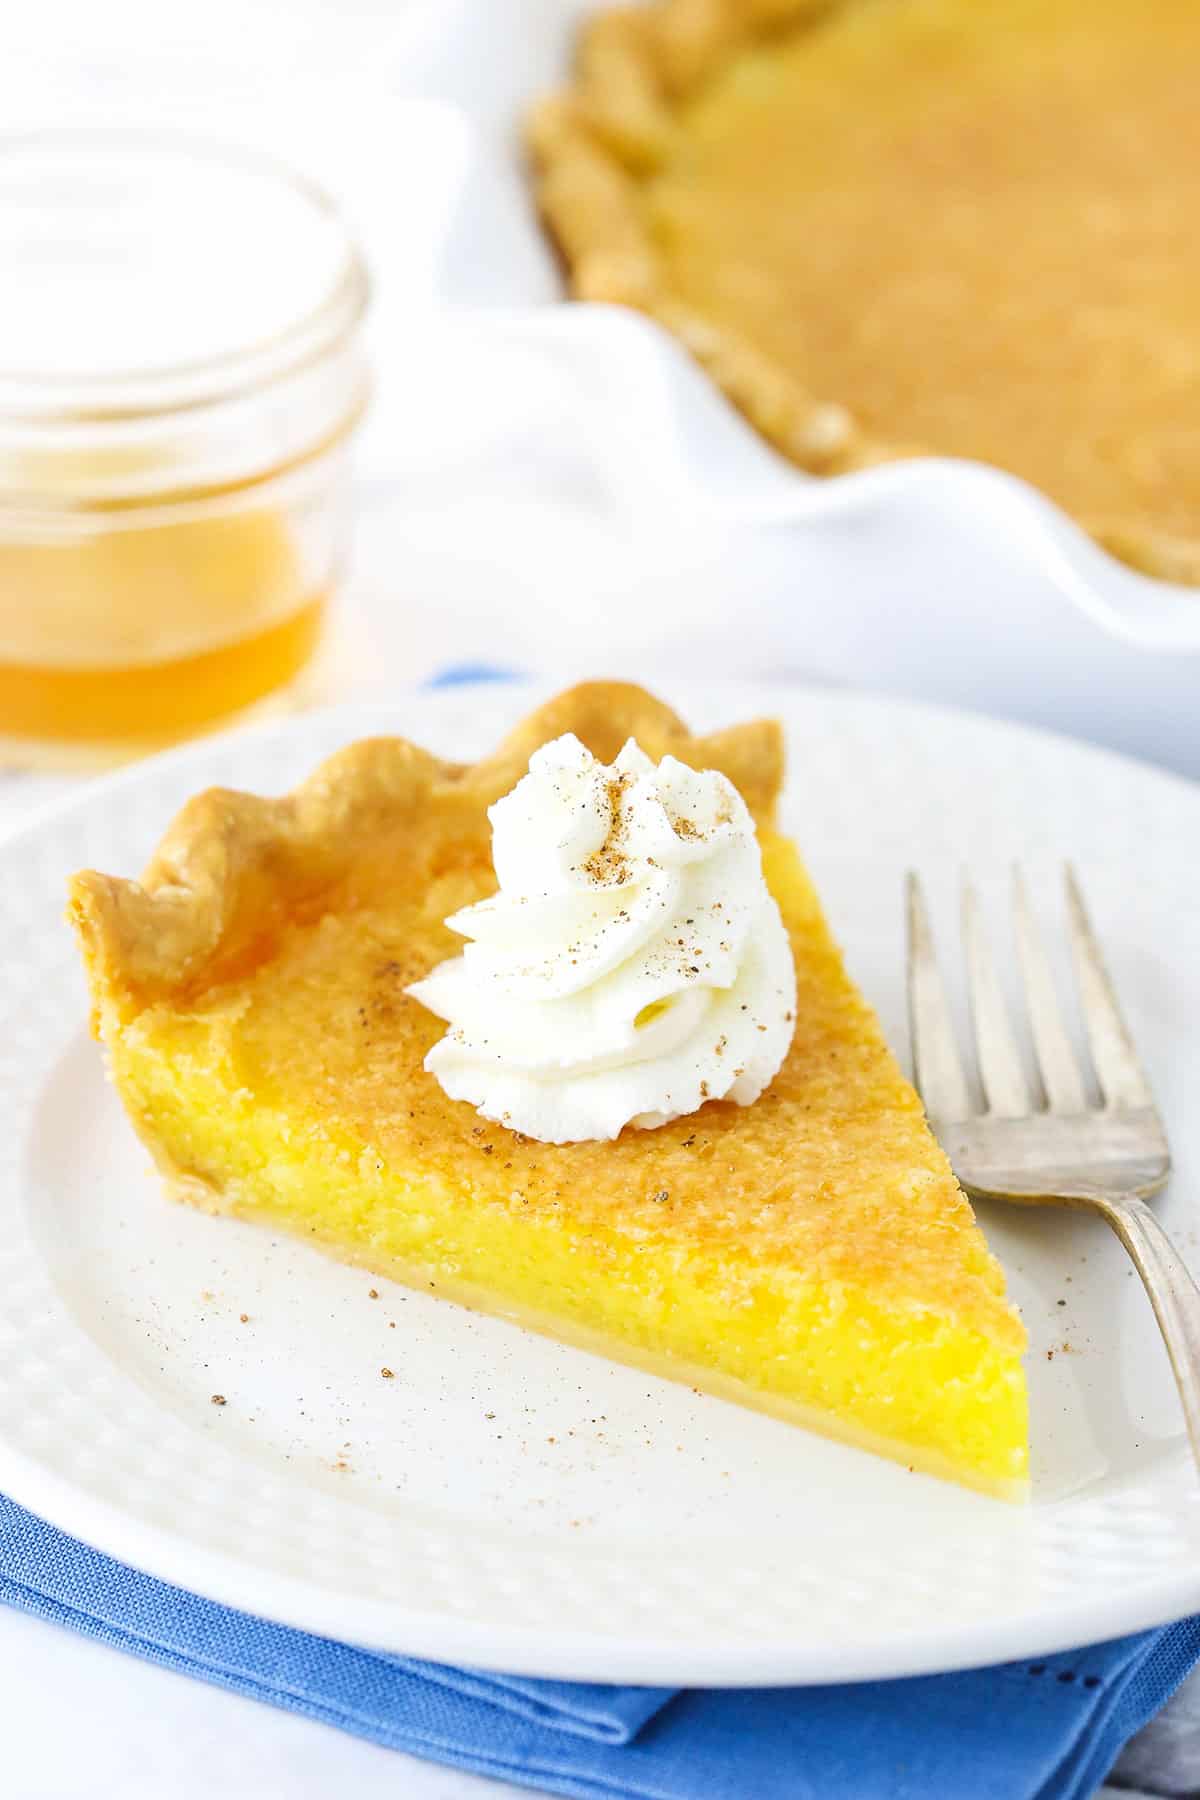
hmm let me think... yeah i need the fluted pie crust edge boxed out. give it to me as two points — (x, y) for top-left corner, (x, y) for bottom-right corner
(67, 682), (783, 1018)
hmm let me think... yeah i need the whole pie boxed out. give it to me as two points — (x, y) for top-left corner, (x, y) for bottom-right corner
(529, 0), (1200, 584)
(68, 683), (1028, 1497)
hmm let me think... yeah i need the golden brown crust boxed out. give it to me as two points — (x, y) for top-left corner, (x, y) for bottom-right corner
(525, 0), (876, 475)
(526, 6), (864, 475)
(527, 0), (1200, 582)
(67, 681), (783, 1017)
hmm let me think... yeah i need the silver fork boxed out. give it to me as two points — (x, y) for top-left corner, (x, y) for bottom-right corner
(907, 866), (1200, 1472)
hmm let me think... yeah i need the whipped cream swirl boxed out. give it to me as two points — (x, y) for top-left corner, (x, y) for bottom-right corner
(407, 733), (796, 1144)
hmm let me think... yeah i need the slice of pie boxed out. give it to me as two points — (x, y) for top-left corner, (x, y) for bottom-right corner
(68, 683), (1028, 1497)
(529, 0), (1200, 584)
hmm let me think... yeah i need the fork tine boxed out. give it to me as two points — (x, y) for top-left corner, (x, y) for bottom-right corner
(1065, 865), (1155, 1109)
(906, 873), (972, 1121)
(1012, 867), (1088, 1114)
(961, 879), (1031, 1117)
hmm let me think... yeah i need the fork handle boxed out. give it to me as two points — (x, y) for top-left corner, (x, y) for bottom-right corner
(1098, 1194), (1200, 1472)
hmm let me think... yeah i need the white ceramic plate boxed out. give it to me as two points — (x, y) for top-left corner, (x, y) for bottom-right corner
(3, 680), (1200, 1686)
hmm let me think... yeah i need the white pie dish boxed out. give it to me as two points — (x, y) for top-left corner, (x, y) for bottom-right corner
(346, 0), (1200, 780)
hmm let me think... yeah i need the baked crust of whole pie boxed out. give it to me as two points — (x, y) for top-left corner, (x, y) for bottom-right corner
(528, 0), (1200, 585)
(68, 682), (1028, 1497)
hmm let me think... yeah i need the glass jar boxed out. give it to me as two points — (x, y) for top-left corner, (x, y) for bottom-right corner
(0, 131), (369, 766)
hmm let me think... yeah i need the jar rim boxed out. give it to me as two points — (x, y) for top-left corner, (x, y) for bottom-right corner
(0, 127), (370, 424)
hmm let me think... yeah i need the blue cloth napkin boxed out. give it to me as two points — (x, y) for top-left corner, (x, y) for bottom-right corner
(2, 1493), (1198, 1799)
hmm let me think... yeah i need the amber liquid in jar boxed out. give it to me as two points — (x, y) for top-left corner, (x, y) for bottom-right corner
(0, 134), (368, 764)
(0, 600), (326, 745)
(0, 502), (331, 750)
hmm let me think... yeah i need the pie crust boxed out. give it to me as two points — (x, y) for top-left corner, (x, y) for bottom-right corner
(70, 683), (782, 1015)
